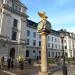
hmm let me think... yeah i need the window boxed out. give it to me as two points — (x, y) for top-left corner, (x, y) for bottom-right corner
(39, 35), (41, 39)
(39, 41), (41, 46)
(64, 40), (66, 43)
(21, 7), (25, 13)
(27, 30), (30, 36)
(52, 37), (53, 42)
(58, 39), (60, 42)
(52, 43), (54, 48)
(33, 32), (36, 38)
(58, 52), (60, 56)
(59, 45), (60, 49)
(48, 36), (50, 41)
(26, 50), (29, 57)
(0, 14), (1, 26)
(11, 31), (17, 40)
(65, 53), (67, 57)
(55, 38), (57, 42)
(48, 52), (50, 57)
(27, 39), (30, 45)
(48, 43), (50, 47)
(33, 40), (36, 46)
(33, 50), (35, 53)
(52, 52), (54, 57)
(14, 4), (19, 11)
(56, 52), (57, 57)
(64, 45), (67, 49)
(55, 44), (57, 49)
(13, 19), (18, 28)
(39, 51), (41, 54)
(33, 50), (36, 57)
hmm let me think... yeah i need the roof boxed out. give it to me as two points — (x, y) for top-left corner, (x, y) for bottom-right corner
(27, 19), (38, 29)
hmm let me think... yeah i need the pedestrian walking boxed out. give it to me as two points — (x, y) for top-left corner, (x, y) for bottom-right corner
(1, 56), (4, 67)
(36, 56), (39, 60)
(17, 56), (24, 70)
(7, 57), (11, 69)
(28, 58), (31, 64)
(0, 57), (2, 68)
(11, 58), (13, 69)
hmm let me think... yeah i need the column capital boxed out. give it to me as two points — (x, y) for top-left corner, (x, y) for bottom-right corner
(40, 32), (48, 36)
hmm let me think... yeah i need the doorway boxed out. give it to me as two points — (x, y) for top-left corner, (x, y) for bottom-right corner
(10, 47), (15, 59)
(26, 50), (29, 57)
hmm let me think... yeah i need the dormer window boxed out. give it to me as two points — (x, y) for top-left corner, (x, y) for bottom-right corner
(14, 3), (21, 12)
(21, 6), (25, 13)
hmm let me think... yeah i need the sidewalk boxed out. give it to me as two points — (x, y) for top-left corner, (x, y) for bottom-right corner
(1, 63), (58, 75)
(1, 62), (75, 75)
(52, 65), (75, 75)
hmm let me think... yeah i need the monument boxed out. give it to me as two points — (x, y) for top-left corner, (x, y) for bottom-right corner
(37, 11), (51, 75)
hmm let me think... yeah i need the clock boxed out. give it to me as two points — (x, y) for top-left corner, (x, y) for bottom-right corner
(37, 20), (51, 33)
(37, 21), (44, 32)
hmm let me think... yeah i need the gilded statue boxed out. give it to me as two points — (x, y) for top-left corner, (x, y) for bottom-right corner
(37, 11), (51, 33)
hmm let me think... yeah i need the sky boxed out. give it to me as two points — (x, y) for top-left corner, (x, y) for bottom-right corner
(20, 0), (75, 32)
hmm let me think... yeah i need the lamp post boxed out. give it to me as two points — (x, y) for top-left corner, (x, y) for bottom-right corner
(60, 29), (67, 75)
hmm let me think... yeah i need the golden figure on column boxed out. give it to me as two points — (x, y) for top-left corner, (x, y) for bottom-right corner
(37, 11), (51, 34)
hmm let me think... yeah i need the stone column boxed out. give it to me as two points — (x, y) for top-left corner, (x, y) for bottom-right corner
(39, 32), (48, 75)
(37, 11), (51, 75)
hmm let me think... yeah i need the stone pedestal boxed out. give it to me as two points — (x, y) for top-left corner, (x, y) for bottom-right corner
(40, 32), (48, 75)
(39, 72), (48, 75)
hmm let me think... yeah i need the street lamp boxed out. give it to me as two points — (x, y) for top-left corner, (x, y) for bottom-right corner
(60, 29), (67, 75)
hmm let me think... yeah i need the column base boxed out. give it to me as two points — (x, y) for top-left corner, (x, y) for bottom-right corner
(39, 72), (48, 75)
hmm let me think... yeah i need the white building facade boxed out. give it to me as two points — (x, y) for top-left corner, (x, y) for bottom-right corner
(64, 32), (75, 58)
(25, 20), (75, 59)
(25, 20), (63, 59)
(0, 0), (28, 59)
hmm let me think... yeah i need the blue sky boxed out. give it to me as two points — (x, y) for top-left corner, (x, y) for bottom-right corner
(21, 0), (75, 32)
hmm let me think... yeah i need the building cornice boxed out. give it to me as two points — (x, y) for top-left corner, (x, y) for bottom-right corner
(26, 45), (41, 49)
(1, 4), (29, 18)
(12, 0), (28, 9)
(19, 1), (27, 9)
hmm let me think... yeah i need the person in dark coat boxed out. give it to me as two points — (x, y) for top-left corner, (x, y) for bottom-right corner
(7, 57), (11, 69)
(1, 56), (4, 67)
(11, 58), (13, 69)
(28, 58), (31, 64)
